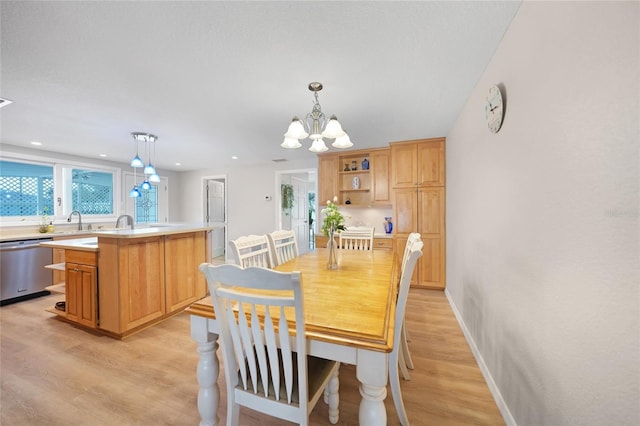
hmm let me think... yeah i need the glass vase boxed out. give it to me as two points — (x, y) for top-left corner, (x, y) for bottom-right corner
(327, 230), (338, 270)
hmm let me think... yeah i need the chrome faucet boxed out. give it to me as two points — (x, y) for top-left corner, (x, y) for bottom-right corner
(67, 210), (82, 230)
(115, 214), (135, 230)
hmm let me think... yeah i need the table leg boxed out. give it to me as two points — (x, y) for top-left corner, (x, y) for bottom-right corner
(191, 315), (220, 426)
(356, 350), (388, 425)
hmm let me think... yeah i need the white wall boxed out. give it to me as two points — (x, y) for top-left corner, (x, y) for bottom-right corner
(446, 2), (639, 425)
(177, 157), (316, 243)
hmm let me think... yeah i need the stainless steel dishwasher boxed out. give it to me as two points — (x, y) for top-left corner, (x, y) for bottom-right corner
(0, 237), (53, 305)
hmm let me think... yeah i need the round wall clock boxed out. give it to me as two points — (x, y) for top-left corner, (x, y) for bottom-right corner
(485, 84), (504, 133)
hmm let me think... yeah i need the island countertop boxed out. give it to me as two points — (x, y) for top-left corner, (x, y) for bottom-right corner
(40, 237), (98, 252)
(92, 223), (214, 239)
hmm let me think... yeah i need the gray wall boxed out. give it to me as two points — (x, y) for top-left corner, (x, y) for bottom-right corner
(446, 2), (639, 425)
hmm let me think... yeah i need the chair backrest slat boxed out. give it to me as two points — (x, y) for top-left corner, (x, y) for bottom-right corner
(338, 227), (375, 251)
(230, 235), (274, 268)
(267, 230), (299, 266)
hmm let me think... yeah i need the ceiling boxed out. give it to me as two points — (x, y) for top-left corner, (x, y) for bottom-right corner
(1, 1), (521, 172)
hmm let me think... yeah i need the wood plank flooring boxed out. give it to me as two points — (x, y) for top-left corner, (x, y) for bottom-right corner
(0, 289), (504, 425)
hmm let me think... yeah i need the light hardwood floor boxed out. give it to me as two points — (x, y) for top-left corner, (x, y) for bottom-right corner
(0, 289), (504, 425)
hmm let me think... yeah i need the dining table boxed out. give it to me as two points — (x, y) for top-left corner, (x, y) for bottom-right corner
(187, 247), (399, 426)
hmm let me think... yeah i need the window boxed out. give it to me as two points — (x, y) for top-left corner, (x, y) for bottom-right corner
(69, 168), (114, 215)
(0, 160), (54, 217)
(1, 158), (117, 222)
(135, 185), (158, 223)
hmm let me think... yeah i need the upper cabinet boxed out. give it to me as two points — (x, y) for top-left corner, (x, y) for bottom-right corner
(318, 154), (339, 204)
(317, 148), (390, 207)
(390, 138), (445, 188)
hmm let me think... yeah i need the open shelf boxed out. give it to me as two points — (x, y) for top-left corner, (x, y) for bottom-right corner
(45, 262), (65, 271)
(46, 282), (66, 294)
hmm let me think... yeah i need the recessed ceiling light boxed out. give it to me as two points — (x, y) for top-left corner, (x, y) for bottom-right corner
(175, 162), (181, 166)
(232, 156), (238, 160)
(99, 154), (107, 157)
(30, 141), (42, 146)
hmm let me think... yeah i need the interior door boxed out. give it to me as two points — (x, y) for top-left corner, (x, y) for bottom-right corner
(291, 176), (309, 255)
(205, 179), (226, 260)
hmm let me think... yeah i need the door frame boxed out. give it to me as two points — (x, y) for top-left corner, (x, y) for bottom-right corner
(202, 175), (228, 262)
(275, 168), (317, 253)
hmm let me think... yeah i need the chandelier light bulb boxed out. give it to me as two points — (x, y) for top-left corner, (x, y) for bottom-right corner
(309, 138), (328, 153)
(281, 137), (302, 149)
(332, 133), (353, 149)
(149, 173), (161, 183)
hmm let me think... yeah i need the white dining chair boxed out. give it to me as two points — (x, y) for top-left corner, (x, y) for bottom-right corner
(390, 239), (423, 426)
(398, 232), (422, 380)
(338, 227), (374, 251)
(267, 230), (299, 267)
(229, 235), (273, 268)
(199, 263), (340, 426)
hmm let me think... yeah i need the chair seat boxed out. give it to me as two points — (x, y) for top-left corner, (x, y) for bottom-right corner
(237, 349), (339, 406)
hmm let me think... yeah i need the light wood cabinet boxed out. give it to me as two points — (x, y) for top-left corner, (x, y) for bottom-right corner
(98, 231), (207, 337)
(164, 232), (207, 313)
(391, 138), (445, 188)
(65, 249), (98, 328)
(391, 138), (446, 289)
(370, 149), (390, 205)
(318, 154), (339, 204)
(317, 148), (391, 207)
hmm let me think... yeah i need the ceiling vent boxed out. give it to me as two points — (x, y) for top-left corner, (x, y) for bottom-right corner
(272, 158), (288, 163)
(0, 98), (13, 108)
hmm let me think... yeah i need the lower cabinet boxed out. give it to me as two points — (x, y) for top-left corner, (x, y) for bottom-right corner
(98, 231), (207, 337)
(65, 250), (98, 328)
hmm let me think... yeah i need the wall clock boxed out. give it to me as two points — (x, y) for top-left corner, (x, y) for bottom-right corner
(485, 84), (504, 133)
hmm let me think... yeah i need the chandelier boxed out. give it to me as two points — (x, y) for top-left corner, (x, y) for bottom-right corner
(129, 132), (160, 198)
(281, 82), (353, 153)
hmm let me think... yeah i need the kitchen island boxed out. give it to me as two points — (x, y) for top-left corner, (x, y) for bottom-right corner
(41, 224), (212, 338)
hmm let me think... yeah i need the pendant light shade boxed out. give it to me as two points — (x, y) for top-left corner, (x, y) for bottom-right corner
(130, 132), (159, 196)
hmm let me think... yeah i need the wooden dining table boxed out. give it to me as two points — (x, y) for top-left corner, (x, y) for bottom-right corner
(187, 247), (398, 426)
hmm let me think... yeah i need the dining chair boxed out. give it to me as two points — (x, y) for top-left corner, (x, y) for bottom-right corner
(390, 239), (423, 426)
(267, 229), (299, 267)
(229, 235), (273, 268)
(199, 263), (340, 426)
(338, 227), (374, 251)
(398, 232), (422, 380)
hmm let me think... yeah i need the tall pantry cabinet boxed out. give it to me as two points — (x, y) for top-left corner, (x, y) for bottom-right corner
(391, 138), (446, 289)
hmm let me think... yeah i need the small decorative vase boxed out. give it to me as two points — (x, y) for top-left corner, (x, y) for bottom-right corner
(327, 230), (338, 270)
(384, 217), (393, 234)
(362, 157), (369, 170)
(352, 176), (360, 189)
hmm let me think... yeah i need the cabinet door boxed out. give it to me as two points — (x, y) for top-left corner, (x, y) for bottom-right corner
(118, 237), (166, 331)
(417, 139), (445, 187)
(66, 262), (97, 328)
(393, 188), (418, 234)
(317, 154), (339, 204)
(390, 143), (418, 188)
(370, 149), (390, 204)
(164, 232), (207, 312)
(417, 187), (445, 289)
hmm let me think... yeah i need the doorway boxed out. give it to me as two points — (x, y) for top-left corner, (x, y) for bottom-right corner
(276, 169), (316, 255)
(203, 176), (227, 263)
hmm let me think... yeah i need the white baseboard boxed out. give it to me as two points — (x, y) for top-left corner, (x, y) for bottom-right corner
(444, 288), (517, 426)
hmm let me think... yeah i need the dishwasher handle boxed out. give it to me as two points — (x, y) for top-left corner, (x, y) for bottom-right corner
(0, 239), (53, 251)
